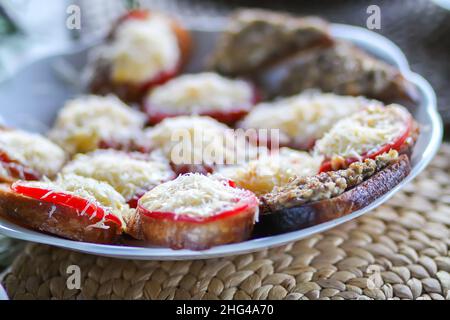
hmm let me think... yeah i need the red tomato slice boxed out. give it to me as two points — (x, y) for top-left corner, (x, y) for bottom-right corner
(138, 203), (252, 223)
(11, 183), (122, 227)
(137, 181), (258, 224)
(127, 191), (147, 209)
(319, 115), (413, 173)
(138, 66), (180, 94)
(0, 151), (41, 181)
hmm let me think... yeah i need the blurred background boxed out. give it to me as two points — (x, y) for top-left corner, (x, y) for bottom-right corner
(0, 0), (449, 270)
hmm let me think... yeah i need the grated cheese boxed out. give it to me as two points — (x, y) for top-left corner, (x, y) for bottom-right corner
(139, 173), (257, 218)
(239, 92), (382, 147)
(0, 129), (66, 178)
(103, 14), (180, 84)
(146, 116), (260, 166)
(145, 72), (254, 114)
(313, 104), (411, 159)
(216, 147), (322, 196)
(62, 150), (174, 200)
(49, 95), (146, 154)
(48, 205), (57, 218)
(17, 174), (133, 230)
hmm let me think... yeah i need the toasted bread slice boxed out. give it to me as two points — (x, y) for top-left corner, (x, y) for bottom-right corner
(88, 10), (191, 103)
(0, 128), (66, 183)
(209, 8), (332, 76)
(271, 41), (418, 104)
(126, 205), (256, 250)
(255, 154), (411, 237)
(0, 184), (121, 244)
(125, 174), (259, 250)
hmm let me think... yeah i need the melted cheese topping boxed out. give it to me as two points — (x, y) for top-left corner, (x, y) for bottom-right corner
(18, 174), (132, 229)
(139, 173), (256, 218)
(147, 116), (259, 166)
(145, 73), (254, 114)
(313, 104), (410, 159)
(216, 147), (321, 196)
(0, 130), (66, 177)
(240, 92), (382, 146)
(106, 15), (180, 84)
(49, 95), (146, 154)
(62, 150), (174, 200)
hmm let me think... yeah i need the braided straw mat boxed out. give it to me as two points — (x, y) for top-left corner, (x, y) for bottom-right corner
(2, 145), (450, 300)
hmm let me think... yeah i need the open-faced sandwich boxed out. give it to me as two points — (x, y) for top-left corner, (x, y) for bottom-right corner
(238, 92), (383, 149)
(146, 115), (261, 175)
(209, 8), (332, 76)
(143, 72), (259, 124)
(273, 41), (418, 103)
(256, 150), (411, 236)
(313, 104), (417, 172)
(0, 174), (131, 244)
(210, 8), (417, 103)
(49, 95), (147, 154)
(126, 173), (259, 250)
(61, 150), (175, 208)
(88, 9), (191, 102)
(216, 147), (321, 196)
(0, 128), (66, 182)
(252, 103), (418, 236)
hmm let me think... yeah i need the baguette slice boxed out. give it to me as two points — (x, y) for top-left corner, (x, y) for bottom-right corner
(88, 9), (191, 103)
(0, 184), (121, 244)
(254, 154), (411, 237)
(270, 41), (418, 104)
(209, 8), (332, 76)
(126, 205), (256, 250)
(126, 174), (259, 250)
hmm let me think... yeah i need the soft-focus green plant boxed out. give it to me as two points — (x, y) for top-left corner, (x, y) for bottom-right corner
(0, 15), (17, 38)
(125, 0), (141, 10)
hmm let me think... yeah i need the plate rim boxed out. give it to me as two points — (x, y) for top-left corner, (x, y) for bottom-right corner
(0, 283), (8, 300)
(0, 23), (443, 260)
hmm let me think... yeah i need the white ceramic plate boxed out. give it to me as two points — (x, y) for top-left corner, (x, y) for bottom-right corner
(0, 283), (8, 300)
(0, 22), (442, 260)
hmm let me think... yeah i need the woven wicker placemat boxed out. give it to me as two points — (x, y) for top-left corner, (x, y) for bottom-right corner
(2, 145), (450, 300)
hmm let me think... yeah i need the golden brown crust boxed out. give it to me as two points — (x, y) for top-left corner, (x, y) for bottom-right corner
(126, 206), (256, 250)
(254, 155), (411, 236)
(271, 41), (418, 104)
(0, 175), (15, 184)
(0, 184), (120, 244)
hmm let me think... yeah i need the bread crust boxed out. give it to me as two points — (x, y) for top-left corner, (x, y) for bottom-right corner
(126, 206), (256, 250)
(0, 174), (15, 184)
(271, 42), (418, 104)
(209, 8), (333, 76)
(0, 184), (120, 244)
(254, 155), (411, 237)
